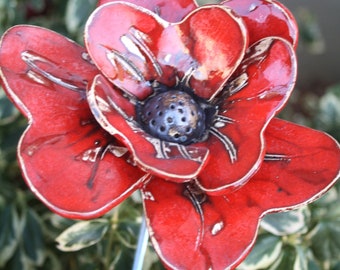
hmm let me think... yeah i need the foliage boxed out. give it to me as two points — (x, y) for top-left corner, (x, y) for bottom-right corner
(0, 0), (339, 269)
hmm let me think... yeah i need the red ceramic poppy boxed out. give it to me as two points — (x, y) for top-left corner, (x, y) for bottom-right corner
(0, 0), (339, 269)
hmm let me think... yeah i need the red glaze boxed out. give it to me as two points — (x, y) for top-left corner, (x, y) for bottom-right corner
(222, 0), (299, 48)
(0, 26), (146, 219)
(85, 3), (247, 100)
(143, 119), (340, 270)
(0, 1), (339, 269)
(198, 37), (297, 194)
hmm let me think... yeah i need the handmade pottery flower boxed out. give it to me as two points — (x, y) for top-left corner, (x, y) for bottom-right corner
(0, 0), (339, 269)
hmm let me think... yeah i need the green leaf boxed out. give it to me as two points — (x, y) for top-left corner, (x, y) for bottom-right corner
(65, 0), (96, 35)
(270, 245), (318, 270)
(269, 245), (322, 270)
(309, 220), (340, 262)
(110, 246), (135, 270)
(48, 213), (76, 230)
(237, 234), (282, 269)
(22, 209), (45, 265)
(308, 260), (321, 270)
(0, 0), (25, 34)
(294, 246), (310, 270)
(26, 0), (45, 13)
(333, 261), (340, 270)
(143, 244), (164, 270)
(269, 245), (297, 270)
(312, 195), (340, 224)
(316, 84), (340, 140)
(0, 88), (19, 126)
(56, 219), (109, 251)
(261, 207), (310, 236)
(0, 205), (22, 267)
(294, 245), (321, 270)
(6, 244), (35, 270)
(0, 195), (4, 206)
(39, 251), (62, 270)
(313, 186), (338, 207)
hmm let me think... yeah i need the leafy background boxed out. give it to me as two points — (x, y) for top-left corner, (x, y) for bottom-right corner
(0, 0), (339, 269)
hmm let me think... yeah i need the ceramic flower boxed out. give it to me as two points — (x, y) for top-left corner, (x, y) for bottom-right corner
(0, 0), (339, 269)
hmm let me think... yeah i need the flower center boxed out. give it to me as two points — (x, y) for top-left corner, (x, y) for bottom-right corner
(136, 84), (212, 145)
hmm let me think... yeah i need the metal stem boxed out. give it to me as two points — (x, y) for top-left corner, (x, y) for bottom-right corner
(132, 215), (149, 270)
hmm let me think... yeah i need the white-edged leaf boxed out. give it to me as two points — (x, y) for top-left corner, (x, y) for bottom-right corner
(0, 205), (22, 267)
(22, 210), (45, 265)
(268, 245), (297, 270)
(237, 234), (282, 270)
(293, 246), (309, 270)
(261, 207), (310, 236)
(56, 219), (109, 251)
(313, 186), (338, 207)
(308, 220), (340, 261)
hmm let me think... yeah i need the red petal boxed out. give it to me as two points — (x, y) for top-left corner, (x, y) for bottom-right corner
(176, 6), (248, 100)
(0, 26), (146, 219)
(142, 119), (339, 269)
(142, 179), (265, 269)
(251, 118), (340, 209)
(85, 3), (247, 100)
(97, 0), (198, 22)
(87, 74), (209, 181)
(222, 0), (298, 48)
(85, 2), (164, 99)
(198, 37), (297, 194)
